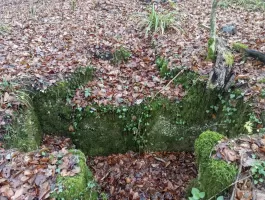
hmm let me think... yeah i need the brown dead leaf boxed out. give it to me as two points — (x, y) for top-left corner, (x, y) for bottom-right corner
(11, 187), (25, 200)
(259, 146), (265, 154)
(222, 148), (238, 162)
(68, 125), (75, 132)
(132, 192), (140, 200)
(236, 188), (252, 200)
(0, 185), (14, 197)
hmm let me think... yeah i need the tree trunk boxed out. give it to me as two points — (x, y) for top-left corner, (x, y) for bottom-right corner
(207, 0), (219, 60)
(206, 0), (235, 90)
(207, 38), (235, 90)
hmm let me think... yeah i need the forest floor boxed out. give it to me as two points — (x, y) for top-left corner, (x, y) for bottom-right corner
(0, 0), (265, 199)
(0, 0), (264, 109)
(87, 151), (196, 200)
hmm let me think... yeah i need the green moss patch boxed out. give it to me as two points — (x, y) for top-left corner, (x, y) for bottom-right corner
(195, 130), (224, 166)
(74, 111), (136, 156)
(200, 159), (237, 199)
(207, 38), (216, 61)
(232, 42), (248, 52)
(33, 66), (93, 134)
(51, 150), (98, 200)
(194, 131), (237, 199)
(258, 78), (265, 83)
(224, 51), (234, 66)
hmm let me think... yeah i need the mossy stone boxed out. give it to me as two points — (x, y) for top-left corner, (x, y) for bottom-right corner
(147, 115), (198, 151)
(194, 131), (237, 199)
(33, 66), (94, 134)
(30, 68), (251, 156)
(195, 130), (224, 166)
(51, 150), (98, 200)
(200, 159), (237, 199)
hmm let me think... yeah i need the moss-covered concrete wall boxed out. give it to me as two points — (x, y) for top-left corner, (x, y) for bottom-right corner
(7, 66), (253, 155)
(75, 112), (136, 155)
(30, 67), (251, 156)
(33, 67), (94, 134)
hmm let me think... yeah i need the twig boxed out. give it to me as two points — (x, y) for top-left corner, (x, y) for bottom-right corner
(101, 170), (111, 181)
(198, 23), (211, 31)
(151, 69), (184, 101)
(154, 157), (166, 163)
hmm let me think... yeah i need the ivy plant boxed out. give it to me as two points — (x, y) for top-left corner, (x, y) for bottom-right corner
(189, 188), (205, 200)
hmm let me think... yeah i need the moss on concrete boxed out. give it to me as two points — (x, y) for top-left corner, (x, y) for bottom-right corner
(200, 159), (237, 199)
(51, 150), (97, 200)
(194, 131), (237, 199)
(73, 82), (224, 155)
(5, 107), (42, 151)
(147, 115), (198, 151)
(33, 67), (93, 134)
(146, 85), (218, 152)
(218, 94), (250, 137)
(30, 67), (251, 156)
(74, 110), (136, 156)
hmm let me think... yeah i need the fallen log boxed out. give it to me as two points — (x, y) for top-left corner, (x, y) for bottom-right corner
(245, 49), (265, 64)
(232, 43), (265, 64)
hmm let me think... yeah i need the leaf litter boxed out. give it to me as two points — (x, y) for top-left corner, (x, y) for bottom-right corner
(1, 134), (197, 200)
(88, 151), (197, 200)
(212, 134), (265, 200)
(0, 0), (265, 199)
(0, 0), (264, 124)
(0, 135), (78, 200)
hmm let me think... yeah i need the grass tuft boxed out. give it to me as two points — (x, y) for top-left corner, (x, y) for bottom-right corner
(140, 4), (180, 36)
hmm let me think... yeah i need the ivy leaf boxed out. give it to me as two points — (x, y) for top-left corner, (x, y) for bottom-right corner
(230, 93), (236, 99)
(244, 121), (253, 134)
(199, 192), (205, 198)
(84, 88), (91, 98)
(191, 188), (200, 195)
